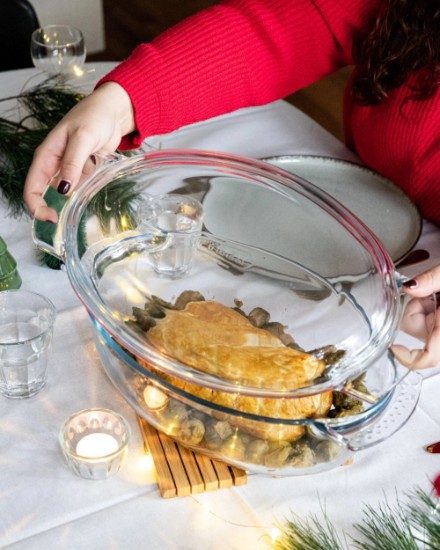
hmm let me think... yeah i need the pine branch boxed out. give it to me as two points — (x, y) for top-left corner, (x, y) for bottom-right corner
(0, 80), (87, 215)
(273, 501), (348, 550)
(0, 120), (49, 217)
(18, 84), (85, 128)
(88, 178), (141, 234)
(406, 488), (440, 549)
(351, 498), (419, 550)
(272, 485), (440, 550)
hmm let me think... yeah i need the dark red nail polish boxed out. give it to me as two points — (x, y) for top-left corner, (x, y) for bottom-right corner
(403, 279), (418, 289)
(426, 441), (440, 453)
(57, 180), (71, 195)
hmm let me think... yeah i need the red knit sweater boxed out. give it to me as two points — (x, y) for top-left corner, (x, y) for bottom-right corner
(99, 0), (440, 224)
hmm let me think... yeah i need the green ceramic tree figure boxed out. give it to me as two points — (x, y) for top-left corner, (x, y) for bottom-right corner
(0, 237), (22, 290)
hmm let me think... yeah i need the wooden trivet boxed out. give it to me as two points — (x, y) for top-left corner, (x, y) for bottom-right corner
(137, 416), (247, 498)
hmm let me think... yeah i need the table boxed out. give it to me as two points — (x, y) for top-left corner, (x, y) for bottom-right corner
(1, 66), (439, 550)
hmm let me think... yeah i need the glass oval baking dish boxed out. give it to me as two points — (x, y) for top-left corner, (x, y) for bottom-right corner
(32, 149), (431, 474)
(93, 319), (422, 475)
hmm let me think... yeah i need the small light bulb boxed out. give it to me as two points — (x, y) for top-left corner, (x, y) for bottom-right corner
(143, 385), (169, 411)
(120, 214), (129, 230)
(139, 452), (155, 472)
(270, 527), (282, 544)
(73, 65), (84, 77)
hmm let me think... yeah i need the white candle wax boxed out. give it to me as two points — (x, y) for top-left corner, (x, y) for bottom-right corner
(76, 433), (119, 458)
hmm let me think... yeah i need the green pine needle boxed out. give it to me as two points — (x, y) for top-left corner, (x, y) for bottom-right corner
(273, 503), (347, 550)
(89, 178), (141, 234)
(0, 82), (81, 219)
(0, 119), (49, 217)
(272, 487), (440, 550)
(40, 252), (64, 270)
(351, 498), (419, 550)
(406, 488), (440, 549)
(18, 81), (85, 128)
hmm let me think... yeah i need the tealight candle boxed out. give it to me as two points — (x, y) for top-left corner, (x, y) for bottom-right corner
(59, 408), (131, 480)
(76, 432), (119, 458)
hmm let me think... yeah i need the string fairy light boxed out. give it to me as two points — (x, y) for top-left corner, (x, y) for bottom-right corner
(189, 494), (273, 532)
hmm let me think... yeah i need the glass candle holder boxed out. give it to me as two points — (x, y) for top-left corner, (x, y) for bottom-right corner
(59, 408), (131, 480)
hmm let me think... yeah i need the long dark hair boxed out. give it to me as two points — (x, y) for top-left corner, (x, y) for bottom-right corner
(352, 0), (440, 105)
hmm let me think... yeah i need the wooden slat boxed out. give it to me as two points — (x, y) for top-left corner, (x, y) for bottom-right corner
(138, 418), (176, 499)
(193, 452), (219, 491)
(176, 445), (205, 494)
(137, 417), (247, 497)
(229, 465), (248, 486)
(211, 459), (233, 489)
(157, 431), (191, 497)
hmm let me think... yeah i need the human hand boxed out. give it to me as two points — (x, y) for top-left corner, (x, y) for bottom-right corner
(390, 265), (440, 369)
(23, 81), (136, 222)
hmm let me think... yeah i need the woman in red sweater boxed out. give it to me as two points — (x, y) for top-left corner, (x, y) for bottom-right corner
(24, 0), (440, 367)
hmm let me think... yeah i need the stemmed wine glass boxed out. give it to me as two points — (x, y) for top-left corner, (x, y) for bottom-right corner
(30, 25), (86, 81)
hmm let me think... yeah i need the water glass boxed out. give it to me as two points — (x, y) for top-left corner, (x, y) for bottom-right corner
(31, 25), (86, 77)
(0, 290), (56, 398)
(137, 194), (204, 278)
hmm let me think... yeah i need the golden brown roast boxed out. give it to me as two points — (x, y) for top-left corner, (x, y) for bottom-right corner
(147, 301), (326, 390)
(140, 300), (332, 442)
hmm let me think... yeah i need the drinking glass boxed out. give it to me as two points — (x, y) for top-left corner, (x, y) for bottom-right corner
(31, 25), (86, 78)
(136, 194), (204, 278)
(0, 289), (56, 398)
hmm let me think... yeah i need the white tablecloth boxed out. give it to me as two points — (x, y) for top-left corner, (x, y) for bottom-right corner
(1, 66), (440, 550)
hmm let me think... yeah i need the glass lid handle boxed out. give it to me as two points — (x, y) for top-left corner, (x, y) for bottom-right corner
(31, 152), (128, 261)
(344, 370), (422, 452)
(391, 275), (439, 370)
(32, 182), (68, 261)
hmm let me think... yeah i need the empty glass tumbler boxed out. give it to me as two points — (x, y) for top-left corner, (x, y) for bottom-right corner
(0, 290), (56, 398)
(136, 194), (204, 278)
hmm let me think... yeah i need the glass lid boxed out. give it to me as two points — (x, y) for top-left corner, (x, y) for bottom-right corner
(34, 150), (402, 397)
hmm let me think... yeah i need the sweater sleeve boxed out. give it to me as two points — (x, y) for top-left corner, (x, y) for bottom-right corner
(409, 96), (440, 224)
(98, 0), (378, 149)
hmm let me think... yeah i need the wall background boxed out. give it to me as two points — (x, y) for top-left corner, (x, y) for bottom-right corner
(31, 0), (105, 54)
